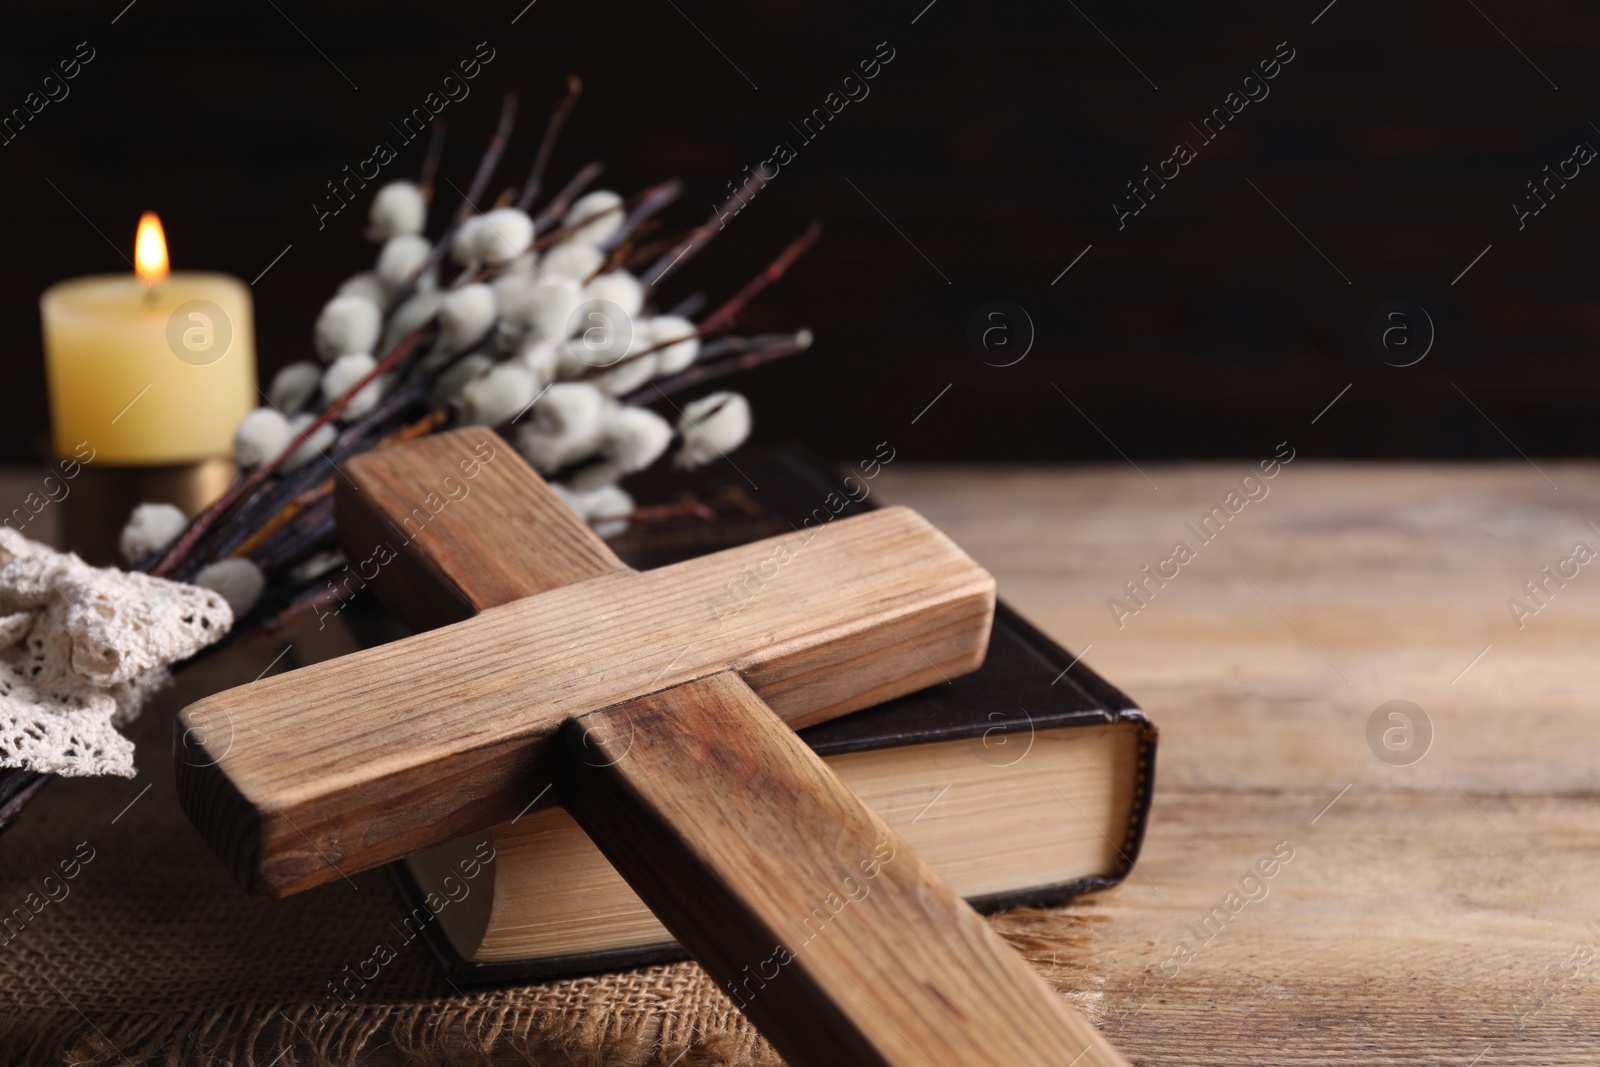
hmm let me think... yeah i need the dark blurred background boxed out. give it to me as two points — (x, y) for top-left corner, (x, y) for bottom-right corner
(3, 0), (1597, 464)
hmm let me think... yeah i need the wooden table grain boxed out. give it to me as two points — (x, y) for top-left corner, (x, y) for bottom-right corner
(875, 461), (1600, 1067)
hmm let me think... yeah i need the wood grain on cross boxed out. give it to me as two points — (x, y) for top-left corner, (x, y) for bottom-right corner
(175, 428), (1129, 1067)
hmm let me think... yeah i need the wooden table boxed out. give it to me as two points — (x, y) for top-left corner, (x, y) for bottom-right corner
(6, 462), (1596, 1065)
(875, 461), (1599, 1067)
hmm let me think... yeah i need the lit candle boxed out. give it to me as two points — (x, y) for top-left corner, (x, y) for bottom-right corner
(40, 213), (256, 465)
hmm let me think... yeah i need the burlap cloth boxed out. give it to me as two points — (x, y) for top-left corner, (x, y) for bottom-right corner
(0, 618), (1109, 1066)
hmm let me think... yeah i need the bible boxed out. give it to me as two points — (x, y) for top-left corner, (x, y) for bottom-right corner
(388, 446), (1156, 982)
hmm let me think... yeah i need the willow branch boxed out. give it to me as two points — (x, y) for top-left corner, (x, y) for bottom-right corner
(532, 161), (604, 231)
(230, 479), (333, 559)
(667, 292), (707, 318)
(250, 584), (349, 643)
(626, 500), (717, 523)
(640, 178), (769, 292)
(254, 498), (336, 574)
(622, 331), (812, 406)
(696, 219), (821, 336)
(526, 181), (672, 253)
(518, 75), (583, 211)
(597, 179), (683, 251)
(572, 223), (819, 385)
(418, 120), (448, 202)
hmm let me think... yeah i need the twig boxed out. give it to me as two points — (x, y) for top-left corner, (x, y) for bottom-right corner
(594, 226), (653, 280)
(231, 480), (333, 559)
(518, 76), (583, 211)
(696, 330), (808, 361)
(626, 500), (717, 523)
(640, 179), (770, 292)
(252, 583), (350, 641)
(333, 380), (429, 450)
(597, 180), (683, 251)
(526, 182), (672, 254)
(572, 225), (818, 384)
(667, 292), (708, 318)
(697, 220), (821, 336)
(451, 94), (520, 225)
(532, 161), (604, 231)
(622, 233), (680, 273)
(567, 327), (695, 384)
(418, 120), (448, 202)
(0, 769), (48, 836)
(254, 498), (336, 574)
(206, 432), (361, 561)
(622, 331), (812, 405)
(378, 405), (451, 447)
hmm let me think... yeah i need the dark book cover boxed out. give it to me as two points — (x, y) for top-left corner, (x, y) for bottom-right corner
(390, 445), (1157, 984)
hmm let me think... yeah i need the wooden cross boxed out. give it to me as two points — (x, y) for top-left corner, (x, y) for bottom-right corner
(176, 428), (1130, 1067)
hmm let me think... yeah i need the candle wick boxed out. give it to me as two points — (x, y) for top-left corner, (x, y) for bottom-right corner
(142, 284), (160, 307)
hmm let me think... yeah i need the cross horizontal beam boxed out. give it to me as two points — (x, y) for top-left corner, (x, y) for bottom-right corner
(177, 504), (993, 896)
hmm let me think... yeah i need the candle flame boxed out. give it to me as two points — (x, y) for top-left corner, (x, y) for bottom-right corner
(134, 212), (169, 285)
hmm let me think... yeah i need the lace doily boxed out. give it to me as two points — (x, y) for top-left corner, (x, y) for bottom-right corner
(0, 529), (233, 778)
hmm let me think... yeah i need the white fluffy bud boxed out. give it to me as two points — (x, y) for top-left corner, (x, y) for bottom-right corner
(321, 353), (382, 418)
(381, 290), (441, 355)
(516, 382), (611, 473)
(283, 413), (337, 472)
(515, 278), (583, 344)
(553, 483), (634, 539)
(459, 362), (539, 427)
(492, 273), (537, 351)
(478, 207), (535, 266)
(491, 271), (535, 315)
(289, 550), (345, 584)
(314, 296), (382, 363)
(234, 407), (296, 468)
(532, 381), (607, 438)
(583, 271), (643, 319)
(267, 361), (322, 416)
(118, 502), (187, 563)
(584, 484), (634, 539)
(194, 559), (266, 618)
(515, 340), (561, 387)
(376, 234), (433, 292)
(438, 284), (498, 354)
(368, 181), (427, 240)
(450, 215), (491, 267)
(675, 391), (752, 468)
(563, 190), (625, 246)
(517, 429), (577, 474)
(541, 241), (604, 282)
(593, 352), (658, 397)
(432, 353), (492, 403)
(337, 271), (388, 305)
(603, 405), (673, 473)
(646, 316), (699, 374)
(563, 459), (624, 493)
